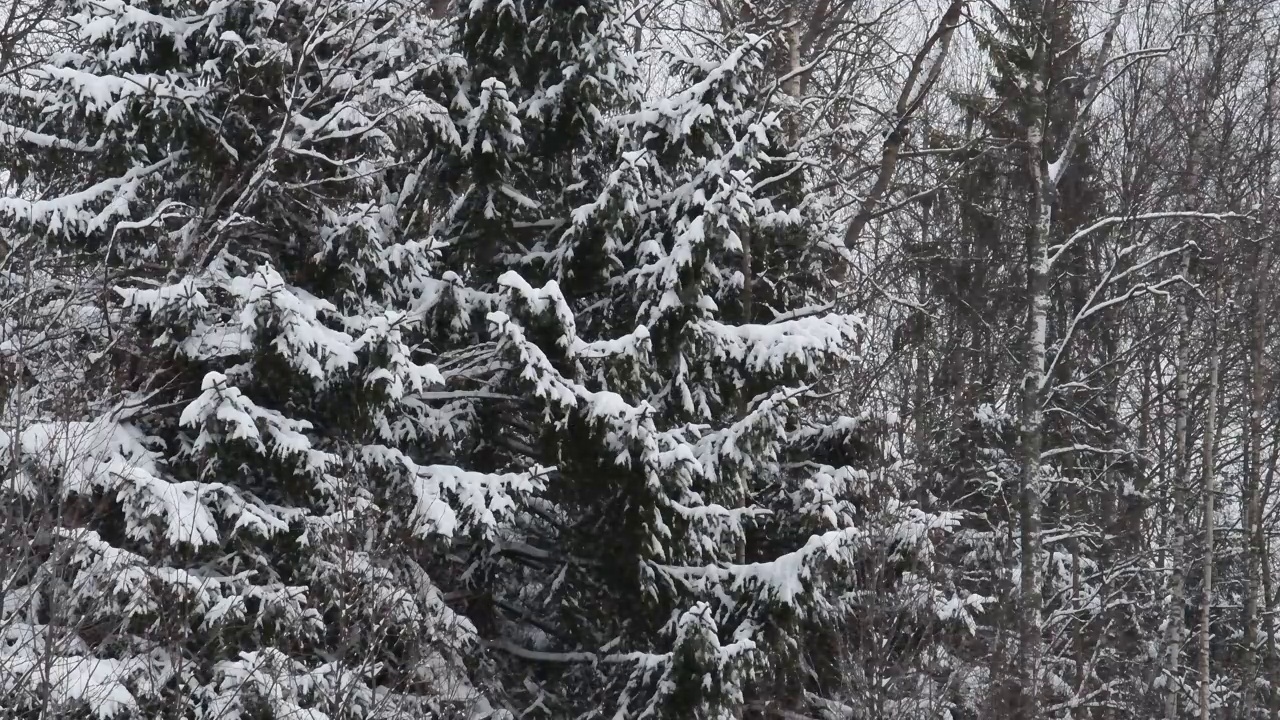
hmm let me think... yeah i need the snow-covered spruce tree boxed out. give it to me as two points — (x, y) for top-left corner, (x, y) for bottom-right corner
(0, 1), (515, 717)
(436, 0), (638, 296)
(424, 20), (986, 716)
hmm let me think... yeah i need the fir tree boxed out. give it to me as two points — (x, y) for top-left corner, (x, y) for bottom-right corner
(439, 21), (981, 716)
(0, 1), (506, 717)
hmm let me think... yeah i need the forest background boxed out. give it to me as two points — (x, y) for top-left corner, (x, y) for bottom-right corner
(1, 0), (1278, 718)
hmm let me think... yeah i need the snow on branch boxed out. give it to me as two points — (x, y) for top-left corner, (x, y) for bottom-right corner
(1046, 211), (1246, 270)
(695, 313), (864, 376)
(0, 153), (178, 236)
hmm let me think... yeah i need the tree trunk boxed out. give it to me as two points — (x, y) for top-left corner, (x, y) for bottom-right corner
(1243, 250), (1272, 718)
(1198, 280), (1222, 720)
(1018, 105), (1053, 720)
(1165, 246), (1192, 720)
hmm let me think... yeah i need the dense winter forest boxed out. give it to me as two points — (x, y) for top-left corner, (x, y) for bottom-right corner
(3, 0), (1280, 717)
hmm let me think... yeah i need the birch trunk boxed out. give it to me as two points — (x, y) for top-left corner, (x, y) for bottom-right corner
(1009, 13), (1132, 710)
(1199, 280), (1222, 720)
(1018, 108), (1052, 720)
(1165, 247), (1192, 720)
(1243, 251), (1272, 718)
